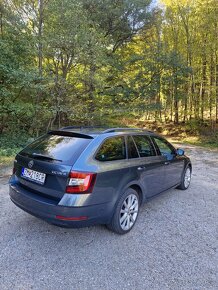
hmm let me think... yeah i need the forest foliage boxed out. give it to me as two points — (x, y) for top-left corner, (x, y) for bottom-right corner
(0, 0), (218, 150)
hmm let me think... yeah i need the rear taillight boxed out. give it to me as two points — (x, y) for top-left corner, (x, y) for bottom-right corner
(66, 171), (97, 194)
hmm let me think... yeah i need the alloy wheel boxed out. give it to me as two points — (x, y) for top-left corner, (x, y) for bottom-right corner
(119, 193), (139, 231)
(184, 167), (191, 188)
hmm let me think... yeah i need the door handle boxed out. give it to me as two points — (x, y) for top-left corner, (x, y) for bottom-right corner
(164, 161), (170, 165)
(137, 166), (145, 171)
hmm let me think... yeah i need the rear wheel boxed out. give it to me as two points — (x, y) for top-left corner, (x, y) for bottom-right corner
(107, 188), (139, 234)
(177, 166), (191, 190)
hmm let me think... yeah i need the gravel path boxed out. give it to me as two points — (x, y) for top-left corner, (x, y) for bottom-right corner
(0, 145), (218, 290)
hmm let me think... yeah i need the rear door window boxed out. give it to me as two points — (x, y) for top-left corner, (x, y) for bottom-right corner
(95, 136), (126, 161)
(20, 134), (92, 163)
(127, 136), (139, 159)
(132, 135), (156, 157)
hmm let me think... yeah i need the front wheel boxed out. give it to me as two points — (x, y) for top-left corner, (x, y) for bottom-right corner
(177, 166), (191, 190)
(107, 188), (139, 234)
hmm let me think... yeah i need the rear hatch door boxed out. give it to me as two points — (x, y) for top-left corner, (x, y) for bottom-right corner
(15, 131), (93, 201)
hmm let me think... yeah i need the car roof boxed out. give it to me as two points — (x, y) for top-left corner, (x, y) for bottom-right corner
(52, 127), (159, 139)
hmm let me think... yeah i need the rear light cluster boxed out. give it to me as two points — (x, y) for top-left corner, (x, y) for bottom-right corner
(66, 171), (97, 194)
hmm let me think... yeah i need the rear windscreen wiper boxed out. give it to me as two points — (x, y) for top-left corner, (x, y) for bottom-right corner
(31, 153), (62, 162)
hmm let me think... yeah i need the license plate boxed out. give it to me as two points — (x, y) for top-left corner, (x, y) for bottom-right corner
(21, 168), (46, 185)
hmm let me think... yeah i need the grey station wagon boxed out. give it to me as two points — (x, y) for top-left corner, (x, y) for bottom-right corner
(9, 127), (192, 234)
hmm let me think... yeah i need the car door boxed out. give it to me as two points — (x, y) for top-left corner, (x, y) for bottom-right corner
(127, 135), (167, 198)
(151, 136), (185, 189)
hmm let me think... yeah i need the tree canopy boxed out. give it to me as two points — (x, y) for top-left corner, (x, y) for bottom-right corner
(0, 0), (218, 136)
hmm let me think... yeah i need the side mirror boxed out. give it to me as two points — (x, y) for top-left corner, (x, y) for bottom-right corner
(176, 148), (185, 156)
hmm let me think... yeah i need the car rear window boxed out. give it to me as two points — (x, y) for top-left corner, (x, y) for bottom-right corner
(19, 134), (92, 163)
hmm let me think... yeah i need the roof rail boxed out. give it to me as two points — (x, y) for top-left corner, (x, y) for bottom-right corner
(59, 126), (153, 134)
(102, 128), (146, 133)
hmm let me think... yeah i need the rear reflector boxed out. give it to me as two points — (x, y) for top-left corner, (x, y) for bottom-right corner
(66, 171), (97, 194)
(56, 215), (88, 221)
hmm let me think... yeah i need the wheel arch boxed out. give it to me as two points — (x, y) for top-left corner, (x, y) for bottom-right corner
(129, 184), (144, 205)
(185, 161), (192, 172)
(113, 179), (146, 216)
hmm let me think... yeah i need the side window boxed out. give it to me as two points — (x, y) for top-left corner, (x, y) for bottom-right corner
(132, 135), (156, 157)
(95, 137), (126, 161)
(152, 137), (175, 159)
(127, 136), (139, 159)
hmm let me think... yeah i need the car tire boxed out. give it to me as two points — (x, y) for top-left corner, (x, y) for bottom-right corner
(177, 165), (191, 190)
(107, 188), (140, 234)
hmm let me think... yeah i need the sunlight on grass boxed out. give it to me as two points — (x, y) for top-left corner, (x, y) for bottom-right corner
(168, 136), (218, 150)
(0, 156), (14, 168)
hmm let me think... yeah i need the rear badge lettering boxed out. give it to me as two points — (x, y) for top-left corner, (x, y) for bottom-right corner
(52, 171), (67, 176)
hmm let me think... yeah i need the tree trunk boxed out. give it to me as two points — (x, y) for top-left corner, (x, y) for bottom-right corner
(174, 72), (179, 124)
(189, 74), (195, 120)
(170, 84), (173, 122)
(0, 10), (3, 37)
(200, 52), (207, 121)
(89, 62), (95, 115)
(32, 0), (44, 136)
(174, 98), (179, 124)
(209, 54), (214, 121)
(183, 86), (188, 122)
(88, 46), (96, 123)
(216, 53), (218, 123)
(38, 0), (43, 78)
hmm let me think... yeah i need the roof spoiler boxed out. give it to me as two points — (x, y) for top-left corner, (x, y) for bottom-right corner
(47, 130), (93, 139)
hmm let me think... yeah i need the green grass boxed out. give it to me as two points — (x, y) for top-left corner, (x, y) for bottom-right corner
(0, 133), (31, 171)
(0, 156), (14, 168)
(181, 136), (218, 149)
(168, 135), (218, 150)
(144, 120), (218, 150)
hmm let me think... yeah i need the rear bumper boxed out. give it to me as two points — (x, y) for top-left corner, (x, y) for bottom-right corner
(9, 182), (113, 227)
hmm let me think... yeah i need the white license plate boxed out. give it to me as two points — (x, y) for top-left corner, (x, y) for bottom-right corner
(21, 168), (46, 185)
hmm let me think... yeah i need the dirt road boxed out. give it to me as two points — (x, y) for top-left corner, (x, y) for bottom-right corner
(0, 144), (218, 290)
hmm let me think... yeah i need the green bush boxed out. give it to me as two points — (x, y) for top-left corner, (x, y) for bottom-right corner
(0, 133), (33, 157)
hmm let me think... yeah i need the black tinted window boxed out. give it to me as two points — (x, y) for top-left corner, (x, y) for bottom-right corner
(95, 137), (126, 161)
(127, 136), (139, 159)
(20, 134), (91, 163)
(132, 135), (156, 157)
